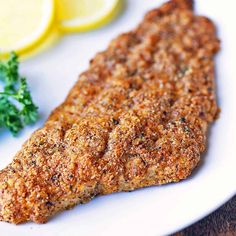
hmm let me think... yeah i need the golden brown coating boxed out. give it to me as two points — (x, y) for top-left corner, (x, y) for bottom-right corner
(0, 0), (220, 224)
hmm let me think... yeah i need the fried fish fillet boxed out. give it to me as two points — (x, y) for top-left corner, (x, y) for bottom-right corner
(0, 0), (220, 224)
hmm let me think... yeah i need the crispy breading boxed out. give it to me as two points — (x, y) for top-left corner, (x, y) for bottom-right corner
(0, 0), (220, 224)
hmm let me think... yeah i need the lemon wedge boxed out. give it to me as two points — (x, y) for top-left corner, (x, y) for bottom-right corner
(56, 0), (121, 32)
(0, 0), (55, 56)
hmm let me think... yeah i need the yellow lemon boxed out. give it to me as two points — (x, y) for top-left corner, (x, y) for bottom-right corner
(56, 0), (121, 32)
(0, 0), (55, 56)
(20, 28), (61, 61)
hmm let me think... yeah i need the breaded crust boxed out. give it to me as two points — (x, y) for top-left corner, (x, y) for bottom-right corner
(0, 0), (220, 224)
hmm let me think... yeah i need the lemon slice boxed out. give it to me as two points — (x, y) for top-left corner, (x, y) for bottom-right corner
(20, 28), (61, 61)
(0, 0), (55, 55)
(56, 0), (121, 32)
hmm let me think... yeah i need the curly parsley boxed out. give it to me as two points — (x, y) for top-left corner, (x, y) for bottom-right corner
(0, 52), (38, 136)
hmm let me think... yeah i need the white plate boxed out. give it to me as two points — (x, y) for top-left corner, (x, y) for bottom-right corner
(0, 0), (236, 235)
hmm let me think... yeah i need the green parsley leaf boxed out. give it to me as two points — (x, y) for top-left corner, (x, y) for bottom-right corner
(0, 96), (23, 136)
(0, 52), (38, 136)
(0, 52), (19, 92)
(14, 78), (38, 124)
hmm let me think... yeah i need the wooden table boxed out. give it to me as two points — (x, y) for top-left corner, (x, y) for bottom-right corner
(173, 195), (236, 236)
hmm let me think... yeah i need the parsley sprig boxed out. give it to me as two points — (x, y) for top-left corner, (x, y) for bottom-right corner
(0, 52), (38, 136)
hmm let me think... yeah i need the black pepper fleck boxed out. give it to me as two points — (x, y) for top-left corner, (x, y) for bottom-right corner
(112, 118), (119, 125)
(31, 161), (36, 165)
(140, 132), (145, 138)
(208, 87), (213, 92)
(45, 201), (54, 207)
(199, 111), (205, 117)
(51, 173), (61, 182)
(183, 126), (191, 133)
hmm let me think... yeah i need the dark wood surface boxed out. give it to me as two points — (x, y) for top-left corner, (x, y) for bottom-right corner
(173, 195), (236, 236)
